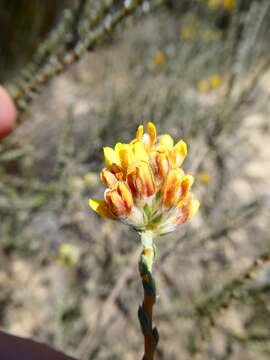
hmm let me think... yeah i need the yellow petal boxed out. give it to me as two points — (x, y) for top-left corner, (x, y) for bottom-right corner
(103, 147), (119, 167)
(176, 140), (187, 157)
(136, 125), (144, 140)
(133, 141), (149, 162)
(190, 200), (200, 218)
(115, 143), (134, 172)
(158, 134), (174, 150)
(147, 122), (156, 149)
(89, 198), (116, 219)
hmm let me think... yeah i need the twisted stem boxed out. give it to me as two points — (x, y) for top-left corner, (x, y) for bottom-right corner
(138, 231), (159, 360)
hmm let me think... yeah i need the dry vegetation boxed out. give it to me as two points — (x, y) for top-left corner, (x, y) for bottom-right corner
(0, 1), (270, 359)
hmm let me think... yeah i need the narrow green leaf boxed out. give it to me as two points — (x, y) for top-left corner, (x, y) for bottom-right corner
(138, 306), (151, 336)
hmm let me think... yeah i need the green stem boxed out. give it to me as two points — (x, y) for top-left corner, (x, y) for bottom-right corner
(138, 231), (159, 360)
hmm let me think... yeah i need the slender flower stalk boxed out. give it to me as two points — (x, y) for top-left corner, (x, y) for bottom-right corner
(89, 123), (199, 358)
(138, 231), (158, 360)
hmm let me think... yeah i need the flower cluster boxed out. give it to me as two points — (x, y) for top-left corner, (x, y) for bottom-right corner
(197, 74), (222, 93)
(89, 123), (199, 236)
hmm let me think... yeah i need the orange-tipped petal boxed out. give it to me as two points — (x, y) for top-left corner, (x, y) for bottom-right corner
(101, 168), (117, 187)
(101, 165), (123, 187)
(150, 150), (170, 182)
(177, 174), (194, 204)
(89, 198), (116, 219)
(105, 191), (126, 216)
(116, 182), (133, 212)
(127, 161), (155, 198)
(163, 169), (183, 207)
(176, 195), (192, 225)
(105, 183), (132, 216)
(176, 195), (199, 224)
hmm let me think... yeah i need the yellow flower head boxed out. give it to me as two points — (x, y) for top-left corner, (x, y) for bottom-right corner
(208, 0), (220, 9)
(89, 123), (199, 236)
(223, 0), (235, 10)
(180, 26), (195, 40)
(199, 172), (212, 184)
(153, 52), (165, 66)
(210, 74), (222, 89)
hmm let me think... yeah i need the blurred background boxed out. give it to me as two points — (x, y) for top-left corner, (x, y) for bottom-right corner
(0, 0), (270, 359)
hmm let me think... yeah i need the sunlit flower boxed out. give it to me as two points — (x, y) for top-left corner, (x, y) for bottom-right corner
(210, 74), (222, 89)
(197, 75), (222, 92)
(223, 0), (235, 10)
(208, 0), (220, 9)
(89, 123), (199, 236)
(199, 172), (212, 184)
(153, 52), (165, 66)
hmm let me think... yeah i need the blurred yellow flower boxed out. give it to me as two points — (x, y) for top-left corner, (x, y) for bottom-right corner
(208, 0), (220, 9)
(153, 52), (165, 66)
(58, 243), (80, 266)
(83, 172), (99, 188)
(199, 172), (212, 184)
(223, 0), (235, 10)
(180, 27), (195, 40)
(210, 75), (222, 88)
(198, 75), (222, 92)
(89, 123), (199, 236)
(69, 176), (85, 191)
(197, 79), (210, 93)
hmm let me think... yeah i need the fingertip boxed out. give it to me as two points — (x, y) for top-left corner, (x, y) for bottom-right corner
(0, 86), (17, 140)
